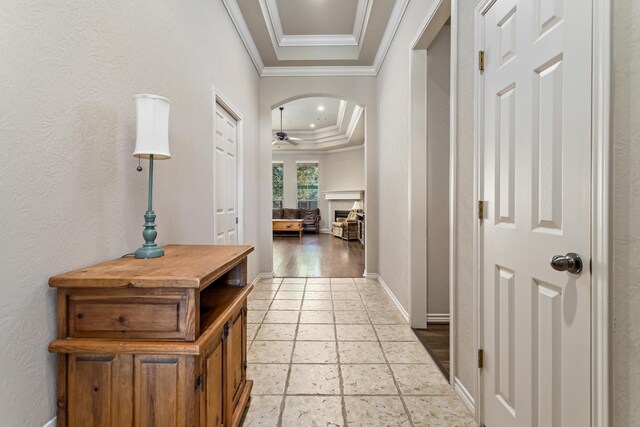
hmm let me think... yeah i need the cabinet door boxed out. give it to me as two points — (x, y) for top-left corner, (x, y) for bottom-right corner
(67, 354), (133, 427)
(133, 355), (195, 427)
(224, 307), (246, 425)
(205, 336), (224, 427)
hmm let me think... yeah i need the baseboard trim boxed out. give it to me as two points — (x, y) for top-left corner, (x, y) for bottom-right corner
(363, 271), (378, 280)
(319, 229), (331, 234)
(453, 377), (475, 417)
(375, 274), (410, 323)
(427, 313), (450, 324)
(252, 272), (274, 284)
(43, 417), (56, 427)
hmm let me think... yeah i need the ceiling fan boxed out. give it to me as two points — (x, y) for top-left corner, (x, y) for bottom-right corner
(273, 107), (301, 145)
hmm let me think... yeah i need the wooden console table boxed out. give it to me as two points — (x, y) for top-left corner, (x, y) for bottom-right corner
(49, 245), (254, 427)
(272, 219), (303, 237)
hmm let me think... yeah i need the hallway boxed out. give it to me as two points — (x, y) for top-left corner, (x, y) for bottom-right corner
(243, 277), (476, 426)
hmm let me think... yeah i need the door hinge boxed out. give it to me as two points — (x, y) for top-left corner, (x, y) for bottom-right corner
(479, 50), (485, 71)
(478, 349), (484, 369)
(235, 216), (238, 224)
(195, 373), (204, 390)
(243, 361), (247, 372)
(222, 323), (230, 339)
(478, 200), (485, 220)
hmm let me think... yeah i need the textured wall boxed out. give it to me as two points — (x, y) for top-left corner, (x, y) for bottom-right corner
(0, 1), (260, 425)
(324, 148), (366, 195)
(426, 26), (451, 315)
(377, 0), (437, 310)
(376, 0), (477, 394)
(454, 0), (481, 399)
(612, 0), (640, 425)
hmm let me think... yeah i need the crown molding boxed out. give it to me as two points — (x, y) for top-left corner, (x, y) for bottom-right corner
(280, 34), (359, 47)
(371, 0), (410, 72)
(221, 0), (264, 74)
(223, 0), (410, 77)
(261, 66), (378, 76)
(265, 0), (369, 47)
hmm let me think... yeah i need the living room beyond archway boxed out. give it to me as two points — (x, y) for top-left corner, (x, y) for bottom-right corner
(271, 96), (365, 277)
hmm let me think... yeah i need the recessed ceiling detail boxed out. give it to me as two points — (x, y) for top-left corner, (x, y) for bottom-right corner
(223, 0), (410, 76)
(272, 97), (364, 151)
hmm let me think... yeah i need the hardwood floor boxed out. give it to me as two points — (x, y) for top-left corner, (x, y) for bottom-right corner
(273, 233), (364, 277)
(413, 324), (450, 381)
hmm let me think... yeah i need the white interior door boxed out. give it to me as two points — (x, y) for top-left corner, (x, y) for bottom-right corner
(479, 0), (591, 426)
(215, 102), (238, 245)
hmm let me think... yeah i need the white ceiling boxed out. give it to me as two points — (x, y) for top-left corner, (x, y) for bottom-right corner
(272, 97), (364, 151)
(224, 0), (410, 76)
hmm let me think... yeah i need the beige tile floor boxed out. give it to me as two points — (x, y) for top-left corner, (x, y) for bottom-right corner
(243, 277), (477, 427)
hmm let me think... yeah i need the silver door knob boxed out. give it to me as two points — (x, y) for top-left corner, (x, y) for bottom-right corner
(550, 253), (583, 274)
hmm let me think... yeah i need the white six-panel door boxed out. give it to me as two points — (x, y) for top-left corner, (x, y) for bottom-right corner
(479, 0), (591, 426)
(214, 102), (238, 245)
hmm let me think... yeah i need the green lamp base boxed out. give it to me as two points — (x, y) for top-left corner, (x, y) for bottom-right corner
(135, 155), (164, 259)
(135, 207), (164, 259)
(135, 245), (164, 259)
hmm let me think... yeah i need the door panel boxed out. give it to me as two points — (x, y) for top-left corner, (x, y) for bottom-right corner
(214, 103), (238, 245)
(480, 0), (592, 425)
(206, 338), (224, 427)
(134, 355), (190, 427)
(224, 308), (246, 423)
(67, 354), (132, 427)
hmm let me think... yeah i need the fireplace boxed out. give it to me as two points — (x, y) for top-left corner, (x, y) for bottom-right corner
(335, 210), (350, 221)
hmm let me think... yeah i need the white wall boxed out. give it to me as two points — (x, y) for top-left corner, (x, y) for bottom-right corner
(260, 77), (377, 275)
(376, 0), (477, 400)
(272, 148), (364, 231)
(0, 1), (260, 425)
(426, 26), (451, 316)
(613, 0), (640, 425)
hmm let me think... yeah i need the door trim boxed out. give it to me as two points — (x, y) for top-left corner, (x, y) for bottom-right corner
(212, 84), (244, 244)
(407, 0), (458, 386)
(472, 0), (612, 425)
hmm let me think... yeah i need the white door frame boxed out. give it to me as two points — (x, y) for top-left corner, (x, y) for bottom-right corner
(472, 0), (612, 425)
(407, 0), (458, 379)
(212, 84), (244, 244)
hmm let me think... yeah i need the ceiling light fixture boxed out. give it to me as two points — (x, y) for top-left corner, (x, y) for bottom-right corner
(310, 124), (316, 128)
(317, 106), (324, 111)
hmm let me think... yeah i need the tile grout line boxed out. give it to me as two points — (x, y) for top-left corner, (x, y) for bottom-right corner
(276, 277), (304, 427)
(332, 279), (350, 427)
(358, 279), (417, 427)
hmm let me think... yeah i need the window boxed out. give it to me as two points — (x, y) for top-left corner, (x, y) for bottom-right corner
(272, 162), (284, 208)
(297, 162), (319, 210)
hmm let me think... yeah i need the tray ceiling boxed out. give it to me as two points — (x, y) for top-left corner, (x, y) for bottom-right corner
(223, 0), (410, 76)
(272, 97), (364, 151)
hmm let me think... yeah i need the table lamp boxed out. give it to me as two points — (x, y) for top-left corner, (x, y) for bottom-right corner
(351, 201), (363, 212)
(133, 94), (171, 259)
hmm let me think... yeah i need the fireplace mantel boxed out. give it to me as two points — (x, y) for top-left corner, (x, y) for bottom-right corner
(323, 190), (364, 201)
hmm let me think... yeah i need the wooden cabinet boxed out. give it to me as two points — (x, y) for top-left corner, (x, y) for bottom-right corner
(50, 245), (254, 427)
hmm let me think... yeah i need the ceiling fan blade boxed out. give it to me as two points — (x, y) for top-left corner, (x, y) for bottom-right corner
(287, 139), (299, 145)
(288, 137), (303, 141)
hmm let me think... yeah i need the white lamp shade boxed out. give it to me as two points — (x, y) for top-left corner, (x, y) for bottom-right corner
(133, 94), (171, 159)
(351, 201), (363, 210)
